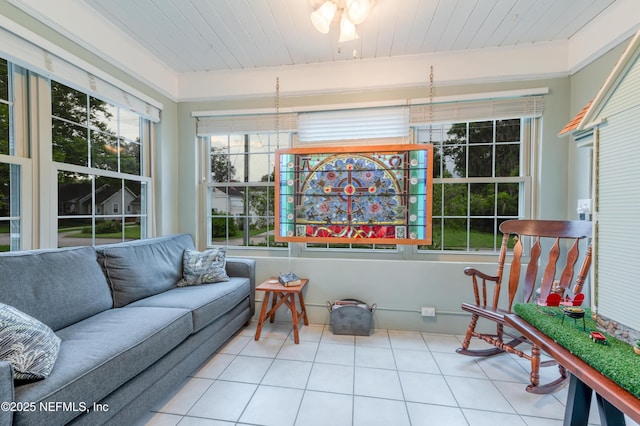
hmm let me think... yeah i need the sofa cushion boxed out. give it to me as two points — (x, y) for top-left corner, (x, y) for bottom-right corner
(126, 277), (250, 332)
(0, 303), (61, 380)
(13, 306), (192, 426)
(178, 247), (229, 287)
(0, 246), (113, 330)
(96, 233), (195, 307)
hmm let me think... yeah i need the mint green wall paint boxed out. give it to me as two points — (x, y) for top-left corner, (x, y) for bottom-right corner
(176, 78), (575, 332)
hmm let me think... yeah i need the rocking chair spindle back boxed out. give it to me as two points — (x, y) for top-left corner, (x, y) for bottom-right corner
(457, 219), (592, 394)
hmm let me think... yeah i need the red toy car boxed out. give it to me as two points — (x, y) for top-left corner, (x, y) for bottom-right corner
(590, 331), (607, 344)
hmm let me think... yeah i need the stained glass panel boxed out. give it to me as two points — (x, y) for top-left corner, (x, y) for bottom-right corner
(275, 144), (433, 244)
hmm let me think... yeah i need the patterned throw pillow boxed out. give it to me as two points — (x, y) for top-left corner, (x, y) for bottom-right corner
(0, 303), (61, 381)
(178, 247), (230, 287)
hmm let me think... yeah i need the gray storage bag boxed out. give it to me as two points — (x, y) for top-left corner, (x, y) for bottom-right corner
(328, 299), (376, 336)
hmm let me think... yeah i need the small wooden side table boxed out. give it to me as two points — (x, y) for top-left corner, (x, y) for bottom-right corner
(254, 278), (309, 344)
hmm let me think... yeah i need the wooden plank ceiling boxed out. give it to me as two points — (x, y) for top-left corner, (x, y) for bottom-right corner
(82, 0), (616, 73)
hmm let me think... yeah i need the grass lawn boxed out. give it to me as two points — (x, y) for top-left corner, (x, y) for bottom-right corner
(422, 228), (504, 251)
(446, 228), (499, 250)
(62, 225), (141, 239)
(246, 227), (504, 250)
(223, 226), (273, 239)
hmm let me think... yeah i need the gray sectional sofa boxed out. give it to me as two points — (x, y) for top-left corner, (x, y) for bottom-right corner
(0, 233), (255, 426)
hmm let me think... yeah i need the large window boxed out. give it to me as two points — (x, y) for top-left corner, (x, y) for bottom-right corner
(419, 118), (530, 252)
(207, 133), (288, 248)
(203, 110), (536, 255)
(1, 26), (161, 251)
(53, 81), (150, 247)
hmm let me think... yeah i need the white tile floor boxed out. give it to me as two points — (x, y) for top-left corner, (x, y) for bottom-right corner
(136, 321), (639, 426)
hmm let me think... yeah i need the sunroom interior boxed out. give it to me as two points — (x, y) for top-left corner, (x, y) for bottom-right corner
(1, 0), (639, 344)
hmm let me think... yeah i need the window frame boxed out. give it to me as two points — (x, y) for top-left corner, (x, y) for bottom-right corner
(45, 79), (153, 247)
(204, 132), (290, 250)
(201, 110), (538, 259)
(1, 22), (163, 251)
(416, 117), (535, 254)
(0, 60), (32, 251)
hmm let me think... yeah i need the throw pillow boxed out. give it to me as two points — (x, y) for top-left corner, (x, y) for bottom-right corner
(178, 247), (229, 287)
(0, 303), (61, 381)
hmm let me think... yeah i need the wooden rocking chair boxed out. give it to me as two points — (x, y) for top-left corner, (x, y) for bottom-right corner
(456, 219), (592, 394)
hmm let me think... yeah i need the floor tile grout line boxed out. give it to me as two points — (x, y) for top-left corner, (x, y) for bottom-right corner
(351, 328), (357, 426)
(288, 324), (315, 426)
(185, 333), (254, 422)
(154, 334), (249, 419)
(142, 322), (580, 426)
(238, 333), (290, 424)
(186, 337), (247, 420)
(390, 333), (414, 425)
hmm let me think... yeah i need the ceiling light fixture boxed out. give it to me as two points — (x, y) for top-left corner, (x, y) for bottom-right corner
(345, 0), (371, 24)
(310, 1), (337, 34)
(339, 12), (358, 42)
(311, 0), (373, 43)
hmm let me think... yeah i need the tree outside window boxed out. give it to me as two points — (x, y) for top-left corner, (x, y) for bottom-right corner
(208, 134), (285, 248)
(421, 119), (523, 252)
(53, 81), (147, 246)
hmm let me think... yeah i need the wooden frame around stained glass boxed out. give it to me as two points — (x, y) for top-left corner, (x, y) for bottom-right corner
(275, 144), (433, 245)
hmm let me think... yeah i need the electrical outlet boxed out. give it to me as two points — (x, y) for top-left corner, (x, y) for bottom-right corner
(577, 199), (592, 213)
(577, 199), (592, 220)
(421, 307), (436, 317)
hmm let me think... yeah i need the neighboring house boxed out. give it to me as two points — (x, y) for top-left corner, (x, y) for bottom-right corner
(58, 183), (140, 216)
(58, 182), (91, 215)
(95, 184), (138, 215)
(211, 186), (244, 216)
(570, 29), (640, 338)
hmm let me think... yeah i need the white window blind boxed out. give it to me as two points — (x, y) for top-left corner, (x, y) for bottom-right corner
(196, 113), (297, 136)
(298, 106), (410, 142)
(596, 106), (640, 332)
(410, 95), (544, 125)
(0, 26), (161, 122)
(195, 93), (544, 139)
